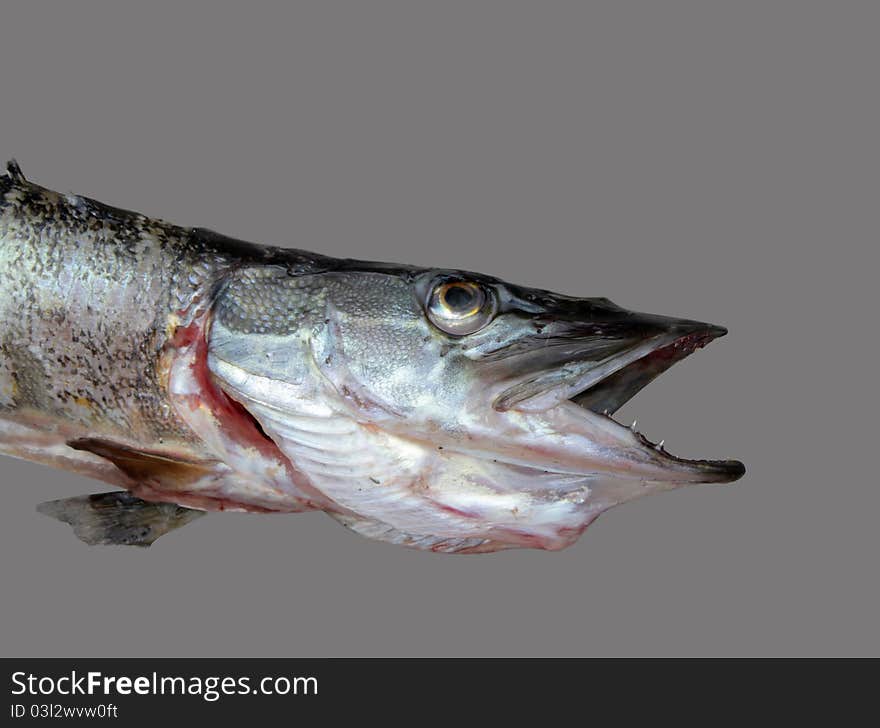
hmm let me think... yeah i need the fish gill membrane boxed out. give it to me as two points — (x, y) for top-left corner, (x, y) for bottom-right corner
(0, 161), (743, 553)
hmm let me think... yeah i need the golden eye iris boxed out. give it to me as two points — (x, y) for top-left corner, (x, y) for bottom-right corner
(438, 282), (483, 317)
(426, 279), (496, 335)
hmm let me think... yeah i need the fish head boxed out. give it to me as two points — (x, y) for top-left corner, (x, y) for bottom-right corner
(204, 262), (743, 550)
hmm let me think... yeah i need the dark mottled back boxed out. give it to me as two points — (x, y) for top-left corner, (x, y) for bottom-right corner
(0, 163), (219, 444)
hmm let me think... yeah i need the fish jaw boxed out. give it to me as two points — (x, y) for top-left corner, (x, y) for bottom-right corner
(445, 308), (745, 487)
(464, 400), (745, 486)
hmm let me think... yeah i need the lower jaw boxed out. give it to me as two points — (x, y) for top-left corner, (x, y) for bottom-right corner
(481, 399), (745, 484)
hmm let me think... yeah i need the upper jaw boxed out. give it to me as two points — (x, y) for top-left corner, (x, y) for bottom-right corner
(492, 313), (728, 414)
(572, 325), (727, 416)
(494, 330), (681, 412)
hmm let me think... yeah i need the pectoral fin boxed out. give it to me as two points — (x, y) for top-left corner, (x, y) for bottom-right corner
(66, 438), (216, 490)
(37, 491), (205, 547)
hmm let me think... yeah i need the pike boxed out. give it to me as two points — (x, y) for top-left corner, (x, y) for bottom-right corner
(0, 161), (743, 553)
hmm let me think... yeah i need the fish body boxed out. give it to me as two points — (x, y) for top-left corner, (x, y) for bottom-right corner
(0, 161), (743, 552)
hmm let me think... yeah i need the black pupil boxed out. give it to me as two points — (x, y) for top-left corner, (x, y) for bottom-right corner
(443, 284), (477, 312)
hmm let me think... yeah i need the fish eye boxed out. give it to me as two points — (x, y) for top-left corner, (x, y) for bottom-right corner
(426, 280), (496, 336)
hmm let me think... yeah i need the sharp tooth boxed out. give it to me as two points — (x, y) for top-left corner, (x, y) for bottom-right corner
(602, 409), (609, 416)
(657, 440), (665, 450)
(631, 420), (638, 431)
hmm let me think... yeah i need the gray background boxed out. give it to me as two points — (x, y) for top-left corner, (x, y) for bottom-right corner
(0, 2), (876, 656)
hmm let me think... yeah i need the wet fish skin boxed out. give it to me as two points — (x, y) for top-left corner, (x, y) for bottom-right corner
(0, 161), (743, 552)
(0, 160), (326, 449)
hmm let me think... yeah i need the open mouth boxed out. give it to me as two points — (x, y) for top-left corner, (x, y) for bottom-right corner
(574, 328), (723, 415)
(574, 327), (745, 482)
(493, 320), (745, 484)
